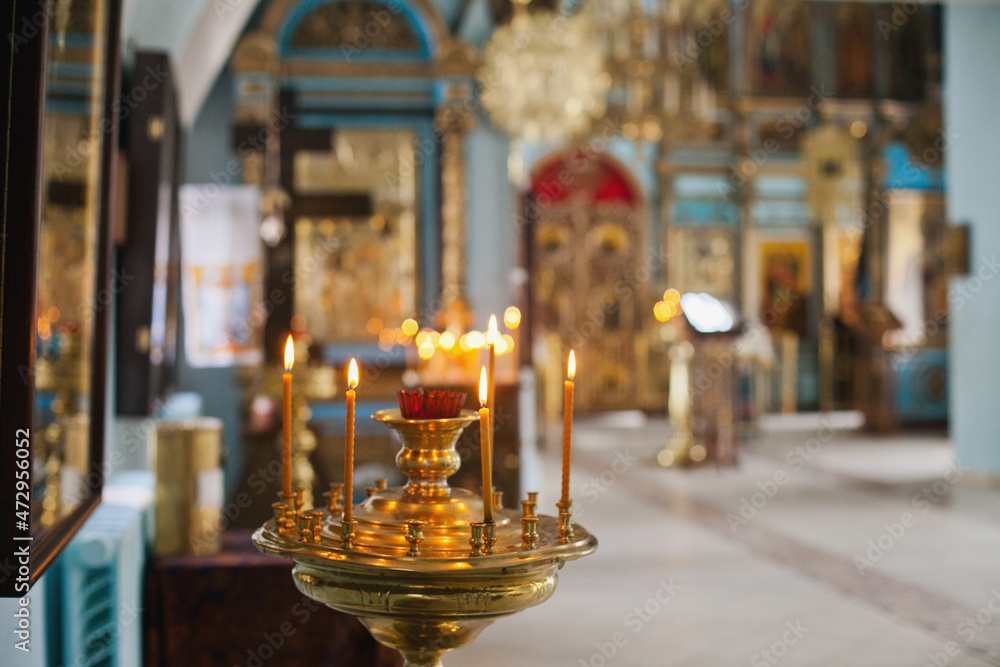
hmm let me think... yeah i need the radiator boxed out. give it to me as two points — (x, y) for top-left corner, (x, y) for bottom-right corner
(55, 471), (154, 667)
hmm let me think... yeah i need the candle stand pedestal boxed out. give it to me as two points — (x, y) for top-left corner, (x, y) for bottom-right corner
(254, 409), (596, 667)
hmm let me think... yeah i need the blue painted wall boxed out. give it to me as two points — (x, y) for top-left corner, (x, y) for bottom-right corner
(179, 71), (245, 497)
(944, 4), (1000, 473)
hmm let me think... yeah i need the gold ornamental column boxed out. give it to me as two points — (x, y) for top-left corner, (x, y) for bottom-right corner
(435, 104), (475, 314)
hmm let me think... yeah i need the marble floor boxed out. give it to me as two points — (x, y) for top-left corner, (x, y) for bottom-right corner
(459, 412), (1000, 667)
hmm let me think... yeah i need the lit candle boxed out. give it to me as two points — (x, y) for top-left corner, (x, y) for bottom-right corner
(344, 358), (359, 523)
(487, 315), (498, 432)
(282, 335), (294, 500)
(561, 350), (576, 507)
(478, 366), (494, 524)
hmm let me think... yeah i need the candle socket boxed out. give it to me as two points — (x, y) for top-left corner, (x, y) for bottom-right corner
(557, 500), (574, 541)
(341, 518), (358, 549)
(522, 492), (538, 518)
(366, 486), (378, 498)
(376, 478), (388, 491)
(469, 522), (486, 556)
(324, 483), (343, 514)
(520, 516), (539, 550)
(294, 487), (305, 516)
(310, 511), (324, 543)
(492, 490), (503, 510)
(483, 522), (497, 555)
(299, 513), (313, 542)
(272, 502), (289, 532)
(404, 520), (426, 557)
(279, 492), (297, 528)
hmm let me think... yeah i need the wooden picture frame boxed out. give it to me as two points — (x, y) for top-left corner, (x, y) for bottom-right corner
(0, 0), (122, 595)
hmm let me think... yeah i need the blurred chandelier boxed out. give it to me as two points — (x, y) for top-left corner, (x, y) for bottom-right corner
(587, 0), (719, 143)
(478, 0), (609, 143)
(479, 0), (719, 144)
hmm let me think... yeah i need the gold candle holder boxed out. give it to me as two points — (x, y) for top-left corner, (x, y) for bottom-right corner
(324, 483), (343, 514)
(469, 522), (486, 557)
(493, 490), (503, 510)
(404, 520), (425, 557)
(310, 511), (324, 543)
(272, 502), (288, 529)
(279, 493), (297, 530)
(522, 491), (538, 518)
(299, 513), (314, 543)
(483, 522), (497, 555)
(341, 518), (357, 549)
(520, 516), (539, 550)
(557, 500), (574, 541)
(254, 409), (597, 667)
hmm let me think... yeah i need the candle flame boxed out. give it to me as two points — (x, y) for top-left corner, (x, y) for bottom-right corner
(487, 314), (498, 345)
(478, 366), (488, 407)
(284, 335), (295, 372)
(567, 349), (576, 380)
(348, 358), (359, 389)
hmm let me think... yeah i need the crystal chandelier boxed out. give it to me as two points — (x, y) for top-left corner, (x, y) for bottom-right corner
(478, 0), (610, 143)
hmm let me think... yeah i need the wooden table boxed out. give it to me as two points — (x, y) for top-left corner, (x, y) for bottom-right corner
(144, 531), (402, 667)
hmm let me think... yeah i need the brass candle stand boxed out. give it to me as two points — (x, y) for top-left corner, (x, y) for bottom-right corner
(254, 409), (597, 667)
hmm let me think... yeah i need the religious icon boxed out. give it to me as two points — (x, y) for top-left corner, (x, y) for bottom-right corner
(760, 240), (811, 336)
(293, 128), (420, 343)
(749, 0), (812, 96)
(835, 3), (874, 98)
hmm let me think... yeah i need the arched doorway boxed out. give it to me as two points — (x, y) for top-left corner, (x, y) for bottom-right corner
(526, 150), (646, 414)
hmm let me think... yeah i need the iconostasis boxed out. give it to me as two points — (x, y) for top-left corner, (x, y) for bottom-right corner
(506, 0), (946, 428)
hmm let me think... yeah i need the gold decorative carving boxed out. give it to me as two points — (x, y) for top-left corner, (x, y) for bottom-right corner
(436, 105), (475, 308)
(283, 59), (435, 79)
(436, 39), (478, 77)
(288, 0), (421, 51)
(257, 0), (451, 61)
(232, 32), (279, 74)
(232, 0), (471, 83)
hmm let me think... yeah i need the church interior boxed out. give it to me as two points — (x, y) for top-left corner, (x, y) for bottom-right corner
(2, 0), (1000, 664)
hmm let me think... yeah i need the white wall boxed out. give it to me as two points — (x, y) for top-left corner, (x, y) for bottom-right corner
(944, 4), (1000, 473)
(466, 118), (515, 328)
(122, 0), (259, 124)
